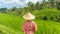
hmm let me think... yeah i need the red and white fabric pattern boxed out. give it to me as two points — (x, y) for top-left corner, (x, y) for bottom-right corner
(22, 20), (37, 34)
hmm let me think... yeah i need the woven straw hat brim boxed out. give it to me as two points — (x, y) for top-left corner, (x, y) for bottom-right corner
(23, 12), (35, 20)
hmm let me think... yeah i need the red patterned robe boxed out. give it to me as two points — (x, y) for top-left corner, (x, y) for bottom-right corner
(22, 20), (37, 34)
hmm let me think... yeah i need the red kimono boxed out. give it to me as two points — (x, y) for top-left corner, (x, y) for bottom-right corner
(22, 20), (37, 34)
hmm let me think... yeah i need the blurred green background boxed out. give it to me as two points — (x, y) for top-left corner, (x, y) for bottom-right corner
(0, 0), (60, 34)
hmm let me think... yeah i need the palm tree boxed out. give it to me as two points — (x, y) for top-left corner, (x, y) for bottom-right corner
(48, 0), (58, 8)
(35, 2), (41, 10)
(28, 2), (34, 11)
(42, 0), (48, 8)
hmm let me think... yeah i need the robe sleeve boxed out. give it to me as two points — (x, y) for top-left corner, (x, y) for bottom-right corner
(22, 23), (25, 32)
(34, 23), (37, 32)
(33, 21), (37, 32)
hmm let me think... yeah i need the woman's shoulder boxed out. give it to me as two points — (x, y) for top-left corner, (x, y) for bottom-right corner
(31, 21), (36, 24)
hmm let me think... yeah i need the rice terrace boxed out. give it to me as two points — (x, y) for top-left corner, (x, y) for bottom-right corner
(0, 0), (60, 34)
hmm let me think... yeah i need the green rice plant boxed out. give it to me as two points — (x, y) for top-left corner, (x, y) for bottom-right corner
(0, 24), (16, 34)
(0, 13), (60, 34)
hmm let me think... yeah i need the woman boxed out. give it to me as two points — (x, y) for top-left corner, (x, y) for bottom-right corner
(22, 12), (37, 34)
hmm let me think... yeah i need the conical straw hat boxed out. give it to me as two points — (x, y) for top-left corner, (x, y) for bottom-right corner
(23, 12), (35, 20)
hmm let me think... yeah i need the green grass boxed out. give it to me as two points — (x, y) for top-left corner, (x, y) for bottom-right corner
(0, 24), (16, 34)
(0, 13), (60, 34)
(35, 20), (60, 34)
(0, 13), (24, 31)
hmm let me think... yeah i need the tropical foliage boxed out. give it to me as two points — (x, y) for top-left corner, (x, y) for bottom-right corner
(0, 0), (60, 34)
